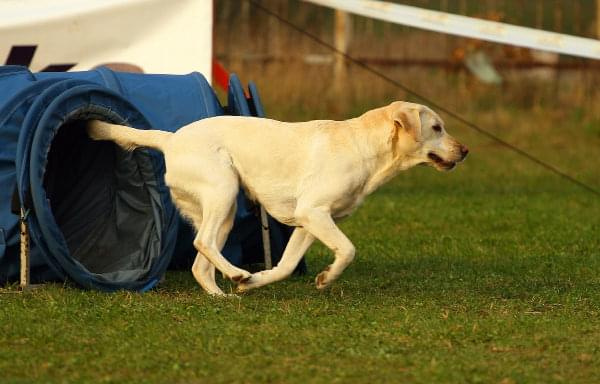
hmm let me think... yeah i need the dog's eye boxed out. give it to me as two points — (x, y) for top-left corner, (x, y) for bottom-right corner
(432, 124), (442, 133)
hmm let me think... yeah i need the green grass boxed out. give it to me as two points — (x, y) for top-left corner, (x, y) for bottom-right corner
(2, 108), (600, 383)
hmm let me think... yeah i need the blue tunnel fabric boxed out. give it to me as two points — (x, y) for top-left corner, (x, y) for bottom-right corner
(0, 66), (293, 291)
(19, 83), (171, 291)
(0, 67), (191, 291)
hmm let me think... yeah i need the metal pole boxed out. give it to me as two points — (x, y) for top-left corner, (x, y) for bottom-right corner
(247, 81), (273, 271)
(260, 207), (272, 269)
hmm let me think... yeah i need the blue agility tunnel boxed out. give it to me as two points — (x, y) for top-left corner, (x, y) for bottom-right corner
(0, 65), (295, 291)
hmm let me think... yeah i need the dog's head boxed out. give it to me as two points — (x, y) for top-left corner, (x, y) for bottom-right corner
(387, 101), (468, 171)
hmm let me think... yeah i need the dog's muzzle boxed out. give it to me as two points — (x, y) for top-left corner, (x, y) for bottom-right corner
(428, 145), (468, 170)
(428, 152), (456, 170)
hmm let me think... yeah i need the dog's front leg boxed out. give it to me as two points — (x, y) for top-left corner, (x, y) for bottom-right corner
(237, 227), (315, 292)
(295, 206), (356, 289)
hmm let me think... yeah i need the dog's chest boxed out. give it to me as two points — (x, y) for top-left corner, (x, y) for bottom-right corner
(330, 193), (366, 219)
(245, 181), (366, 225)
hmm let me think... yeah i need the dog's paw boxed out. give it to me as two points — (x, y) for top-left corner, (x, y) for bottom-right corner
(210, 292), (239, 298)
(236, 273), (263, 293)
(201, 286), (238, 298)
(236, 277), (252, 294)
(315, 267), (332, 290)
(228, 270), (252, 283)
(236, 271), (271, 293)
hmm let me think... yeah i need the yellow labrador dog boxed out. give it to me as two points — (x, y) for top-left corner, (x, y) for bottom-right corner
(87, 101), (468, 296)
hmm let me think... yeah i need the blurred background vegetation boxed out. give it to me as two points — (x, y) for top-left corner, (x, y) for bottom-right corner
(214, 0), (600, 190)
(215, 0), (600, 116)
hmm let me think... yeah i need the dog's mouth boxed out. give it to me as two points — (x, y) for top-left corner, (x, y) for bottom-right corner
(428, 152), (456, 171)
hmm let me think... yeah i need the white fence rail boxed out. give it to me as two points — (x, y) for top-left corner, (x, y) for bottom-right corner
(305, 0), (600, 60)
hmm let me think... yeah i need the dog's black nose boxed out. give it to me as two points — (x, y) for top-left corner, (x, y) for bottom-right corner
(460, 145), (469, 159)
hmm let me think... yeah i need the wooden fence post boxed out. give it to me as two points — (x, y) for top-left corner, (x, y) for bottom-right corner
(334, 10), (351, 94)
(597, 0), (600, 38)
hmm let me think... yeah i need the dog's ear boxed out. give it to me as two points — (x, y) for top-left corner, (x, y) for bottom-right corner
(392, 107), (422, 141)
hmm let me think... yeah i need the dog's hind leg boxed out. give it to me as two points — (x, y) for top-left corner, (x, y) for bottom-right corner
(192, 254), (221, 295)
(294, 206), (355, 289)
(192, 185), (251, 284)
(237, 227), (315, 292)
(192, 203), (237, 296)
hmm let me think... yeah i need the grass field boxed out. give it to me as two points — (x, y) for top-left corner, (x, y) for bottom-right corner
(2, 97), (600, 384)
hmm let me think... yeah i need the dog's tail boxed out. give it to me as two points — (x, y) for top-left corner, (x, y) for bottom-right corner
(87, 120), (172, 152)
